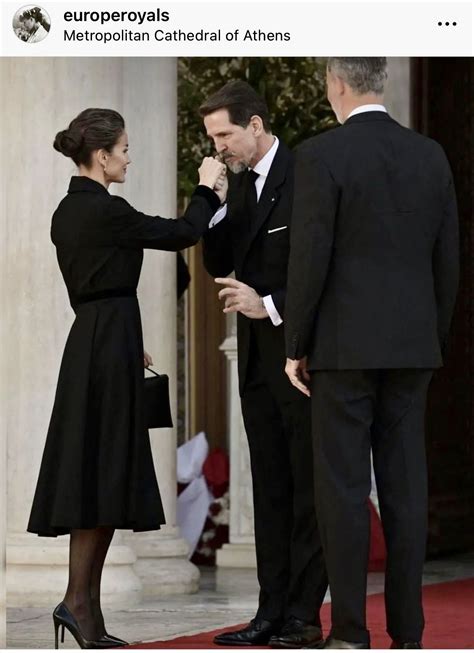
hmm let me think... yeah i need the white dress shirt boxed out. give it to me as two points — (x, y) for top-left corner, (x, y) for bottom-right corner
(209, 137), (283, 327)
(347, 104), (387, 119)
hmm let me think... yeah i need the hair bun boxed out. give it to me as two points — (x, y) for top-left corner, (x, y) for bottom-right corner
(53, 129), (83, 158)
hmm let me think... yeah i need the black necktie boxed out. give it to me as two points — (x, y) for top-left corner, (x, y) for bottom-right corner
(245, 168), (259, 211)
(247, 169), (259, 199)
(243, 169), (259, 233)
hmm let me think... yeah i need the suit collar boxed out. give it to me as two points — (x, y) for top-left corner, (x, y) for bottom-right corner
(344, 111), (395, 126)
(258, 139), (291, 194)
(68, 176), (110, 194)
(347, 104), (387, 119)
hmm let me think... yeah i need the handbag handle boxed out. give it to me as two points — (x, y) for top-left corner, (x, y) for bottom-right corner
(145, 366), (161, 378)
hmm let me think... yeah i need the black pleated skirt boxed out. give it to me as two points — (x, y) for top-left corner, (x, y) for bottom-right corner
(28, 296), (165, 536)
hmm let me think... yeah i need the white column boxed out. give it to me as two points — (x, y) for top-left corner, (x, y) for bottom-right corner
(0, 182), (5, 642)
(2, 57), (195, 607)
(385, 58), (411, 127)
(0, 90), (5, 629)
(216, 320), (257, 568)
(121, 59), (198, 596)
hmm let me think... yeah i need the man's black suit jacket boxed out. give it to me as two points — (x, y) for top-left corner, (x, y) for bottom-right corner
(285, 111), (459, 370)
(203, 141), (294, 395)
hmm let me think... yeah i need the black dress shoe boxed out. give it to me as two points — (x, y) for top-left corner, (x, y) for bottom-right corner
(324, 637), (370, 649)
(214, 619), (281, 646)
(390, 642), (422, 649)
(269, 617), (323, 648)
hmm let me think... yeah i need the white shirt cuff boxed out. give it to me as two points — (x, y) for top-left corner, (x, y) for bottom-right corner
(209, 203), (227, 228)
(263, 295), (283, 326)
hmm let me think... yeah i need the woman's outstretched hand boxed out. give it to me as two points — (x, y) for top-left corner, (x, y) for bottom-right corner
(199, 157), (226, 189)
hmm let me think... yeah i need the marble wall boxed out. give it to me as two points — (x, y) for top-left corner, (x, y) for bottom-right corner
(0, 57), (6, 626)
(385, 58), (412, 127)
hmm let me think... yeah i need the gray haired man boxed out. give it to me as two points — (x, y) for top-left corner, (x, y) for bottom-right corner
(285, 58), (459, 649)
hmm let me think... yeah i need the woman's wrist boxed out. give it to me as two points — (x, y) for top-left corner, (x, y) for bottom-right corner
(193, 185), (221, 212)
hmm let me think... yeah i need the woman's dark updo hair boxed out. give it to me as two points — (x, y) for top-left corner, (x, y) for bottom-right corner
(53, 108), (125, 167)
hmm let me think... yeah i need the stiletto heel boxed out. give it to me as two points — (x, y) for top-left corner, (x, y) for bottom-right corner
(52, 602), (111, 649)
(54, 619), (59, 649)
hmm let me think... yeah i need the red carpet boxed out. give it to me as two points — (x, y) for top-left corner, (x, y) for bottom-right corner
(126, 578), (474, 649)
(368, 500), (386, 572)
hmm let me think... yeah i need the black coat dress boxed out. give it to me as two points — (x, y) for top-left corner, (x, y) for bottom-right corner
(27, 176), (220, 537)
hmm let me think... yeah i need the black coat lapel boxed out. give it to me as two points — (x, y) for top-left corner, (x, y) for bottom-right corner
(242, 142), (291, 261)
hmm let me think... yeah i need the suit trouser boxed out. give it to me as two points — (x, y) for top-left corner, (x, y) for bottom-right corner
(310, 369), (433, 644)
(240, 344), (328, 624)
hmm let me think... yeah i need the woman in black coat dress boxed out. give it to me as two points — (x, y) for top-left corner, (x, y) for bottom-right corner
(27, 108), (227, 648)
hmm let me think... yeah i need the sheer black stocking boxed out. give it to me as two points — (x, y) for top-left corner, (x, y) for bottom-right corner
(63, 527), (115, 642)
(90, 528), (115, 637)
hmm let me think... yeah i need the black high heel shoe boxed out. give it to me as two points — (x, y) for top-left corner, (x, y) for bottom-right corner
(101, 633), (129, 646)
(53, 602), (112, 649)
(93, 607), (128, 646)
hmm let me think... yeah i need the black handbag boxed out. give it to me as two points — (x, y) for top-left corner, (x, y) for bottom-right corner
(144, 367), (173, 429)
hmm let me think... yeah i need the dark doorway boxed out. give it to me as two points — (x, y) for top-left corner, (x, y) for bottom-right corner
(412, 58), (474, 555)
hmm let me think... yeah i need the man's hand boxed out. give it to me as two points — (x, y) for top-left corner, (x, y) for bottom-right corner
(214, 170), (228, 205)
(215, 278), (268, 319)
(144, 350), (153, 368)
(285, 357), (311, 397)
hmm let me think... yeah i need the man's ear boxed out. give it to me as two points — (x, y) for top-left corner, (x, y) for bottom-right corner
(249, 115), (264, 137)
(336, 75), (346, 97)
(328, 69), (345, 97)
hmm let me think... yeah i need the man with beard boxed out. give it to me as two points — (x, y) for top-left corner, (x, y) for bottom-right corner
(200, 81), (328, 648)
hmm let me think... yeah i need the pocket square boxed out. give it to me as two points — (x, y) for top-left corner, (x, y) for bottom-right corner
(267, 226), (288, 234)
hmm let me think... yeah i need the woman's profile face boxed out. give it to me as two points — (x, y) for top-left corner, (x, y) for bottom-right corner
(104, 132), (131, 184)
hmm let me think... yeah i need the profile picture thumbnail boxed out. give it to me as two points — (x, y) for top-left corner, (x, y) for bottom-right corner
(12, 5), (51, 43)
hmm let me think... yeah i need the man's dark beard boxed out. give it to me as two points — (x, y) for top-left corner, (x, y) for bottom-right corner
(221, 155), (247, 174)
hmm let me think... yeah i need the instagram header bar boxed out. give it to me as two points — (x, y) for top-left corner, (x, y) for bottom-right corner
(1, 1), (473, 56)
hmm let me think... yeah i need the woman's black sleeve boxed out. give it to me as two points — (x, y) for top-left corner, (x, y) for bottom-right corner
(104, 185), (221, 251)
